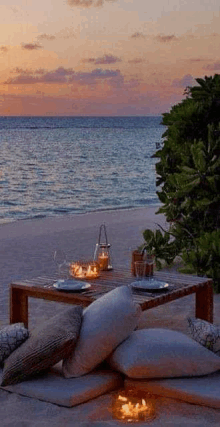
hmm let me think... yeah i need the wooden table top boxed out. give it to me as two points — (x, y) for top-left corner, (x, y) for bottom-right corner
(10, 267), (213, 311)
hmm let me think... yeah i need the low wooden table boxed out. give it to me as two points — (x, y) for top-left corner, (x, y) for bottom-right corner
(10, 268), (213, 328)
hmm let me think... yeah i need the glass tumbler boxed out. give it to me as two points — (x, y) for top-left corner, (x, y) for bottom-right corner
(135, 261), (146, 280)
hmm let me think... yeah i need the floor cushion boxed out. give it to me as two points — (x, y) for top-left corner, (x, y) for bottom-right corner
(107, 328), (220, 378)
(188, 317), (220, 354)
(0, 363), (123, 407)
(0, 323), (29, 365)
(1, 306), (83, 386)
(63, 285), (141, 378)
(125, 371), (220, 409)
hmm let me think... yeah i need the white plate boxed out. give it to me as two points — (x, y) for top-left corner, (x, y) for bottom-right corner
(131, 279), (169, 291)
(53, 279), (91, 292)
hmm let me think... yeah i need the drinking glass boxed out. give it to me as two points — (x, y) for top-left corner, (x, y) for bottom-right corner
(144, 254), (154, 276)
(135, 261), (146, 280)
(53, 249), (68, 278)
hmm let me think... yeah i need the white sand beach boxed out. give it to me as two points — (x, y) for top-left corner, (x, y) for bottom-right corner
(0, 206), (220, 426)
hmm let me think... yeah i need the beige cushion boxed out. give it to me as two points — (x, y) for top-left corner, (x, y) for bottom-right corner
(0, 323), (29, 365)
(1, 306), (82, 386)
(63, 285), (141, 378)
(107, 328), (220, 378)
(125, 372), (220, 409)
(0, 363), (123, 407)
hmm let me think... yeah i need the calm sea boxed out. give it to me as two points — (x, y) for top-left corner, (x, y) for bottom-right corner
(0, 116), (164, 223)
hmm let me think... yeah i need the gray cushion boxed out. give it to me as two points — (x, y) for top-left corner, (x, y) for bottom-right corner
(107, 328), (220, 378)
(0, 363), (123, 407)
(188, 317), (220, 353)
(0, 323), (29, 365)
(1, 306), (83, 386)
(63, 285), (141, 378)
(125, 372), (220, 409)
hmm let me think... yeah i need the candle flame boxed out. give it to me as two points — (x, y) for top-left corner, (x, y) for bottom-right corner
(69, 262), (99, 278)
(113, 391), (156, 422)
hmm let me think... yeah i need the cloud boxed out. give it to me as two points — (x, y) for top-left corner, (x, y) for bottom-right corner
(11, 67), (33, 75)
(0, 46), (8, 53)
(4, 66), (123, 86)
(128, 58), (144, 64)
(156, 34), (177, 43)
(172, 74), (196, 88)
(37, 34), (56, 41)
(67, 0), (116, 7)
(190, 58), (205, 62)
(203, 62), (220, 70)
(21, 43), (42, 50)
(82, 54), (121, 65)
(131, 32), (145, 39)
(11, 67), (45, 75)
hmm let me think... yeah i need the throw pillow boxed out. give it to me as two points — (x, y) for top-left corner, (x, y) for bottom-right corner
(1, 306), (83, 386)
(107, 328), (220, 378)
(188, 317), (220, 353)
(0, 323), (29, 365)
(62, 285), (141, 378)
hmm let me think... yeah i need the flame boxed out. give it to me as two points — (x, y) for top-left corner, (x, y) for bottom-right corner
(120, 399), (148, 420)
(113, 390), (156, 422)
(69, 262), (99, 279)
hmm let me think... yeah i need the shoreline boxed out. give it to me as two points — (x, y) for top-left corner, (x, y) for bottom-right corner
(0, 204), (164, 241)
(0, 202), (162, 226)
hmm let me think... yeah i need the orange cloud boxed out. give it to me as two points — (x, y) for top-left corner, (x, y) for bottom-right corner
(172, 74), (196, 88)
(11, 67), (45, 75)
(21, 43), (42, 50)
(128, 58), (144, 64)
(131, 32), (145, 39)
(203, 62), (220, 70)
(67, 0), (116, 7)
(82, 54), (122, 65)
(156, 34), (177, 43)
(0, 46), (8, 53)
(37, 34), (56, 41)
(4, 66), (124, 86)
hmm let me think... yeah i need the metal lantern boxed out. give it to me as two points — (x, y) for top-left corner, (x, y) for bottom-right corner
(93, 224), (112, 271)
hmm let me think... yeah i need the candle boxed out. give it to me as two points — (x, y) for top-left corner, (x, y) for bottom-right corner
(98, 254), (109, 270)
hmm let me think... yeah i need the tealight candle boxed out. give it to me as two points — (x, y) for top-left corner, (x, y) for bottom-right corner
(98, 254), (109, 270)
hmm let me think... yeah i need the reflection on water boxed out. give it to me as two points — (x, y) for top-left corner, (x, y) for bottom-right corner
(0, 116), (164, 223)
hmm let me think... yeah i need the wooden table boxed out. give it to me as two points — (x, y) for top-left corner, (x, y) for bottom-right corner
(10, 268), (213, 328)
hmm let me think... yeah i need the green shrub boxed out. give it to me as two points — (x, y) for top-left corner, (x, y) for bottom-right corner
(143, 75), (220, 291)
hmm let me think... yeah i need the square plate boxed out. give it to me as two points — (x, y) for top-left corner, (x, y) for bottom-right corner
(53, 279), (91, 292)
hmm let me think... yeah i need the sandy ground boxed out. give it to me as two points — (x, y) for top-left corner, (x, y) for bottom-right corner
(0, 206), (220, 426)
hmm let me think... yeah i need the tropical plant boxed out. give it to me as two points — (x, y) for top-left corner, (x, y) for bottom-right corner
(143, 74), (220, 291)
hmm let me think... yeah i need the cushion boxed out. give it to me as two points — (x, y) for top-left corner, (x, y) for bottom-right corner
(125, 372), (220, 409)
(1, 306), (83, 386)
(107, 328), (220, 378)
(0, 363), (123, 407)
(62, 285), (141, 378)
(0, 323), (29, 365)
(188, 317), (220, 354)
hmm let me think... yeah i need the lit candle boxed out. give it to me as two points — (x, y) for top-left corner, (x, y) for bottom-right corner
(98, 254), (109, 270)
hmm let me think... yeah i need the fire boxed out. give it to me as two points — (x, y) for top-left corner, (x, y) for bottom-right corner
(112, 390), (156, 423)
(69, 261), (100, 279)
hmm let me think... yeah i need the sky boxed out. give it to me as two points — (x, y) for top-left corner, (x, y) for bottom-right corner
(0, 0), (219, 116)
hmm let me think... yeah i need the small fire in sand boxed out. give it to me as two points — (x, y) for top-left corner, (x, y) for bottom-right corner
(112, 388), (156, 422)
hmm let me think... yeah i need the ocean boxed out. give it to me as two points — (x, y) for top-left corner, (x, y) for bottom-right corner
(0, 116), (164, 223)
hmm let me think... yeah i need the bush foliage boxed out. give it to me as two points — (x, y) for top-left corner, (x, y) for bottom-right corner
(142, 74), (220, 291)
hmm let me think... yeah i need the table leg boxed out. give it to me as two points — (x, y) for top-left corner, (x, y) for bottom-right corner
(10, 287), (28, 328)
(195, 282), (213, 323)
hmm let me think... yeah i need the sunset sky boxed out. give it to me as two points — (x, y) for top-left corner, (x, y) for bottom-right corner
(0, 0), (219, 116)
